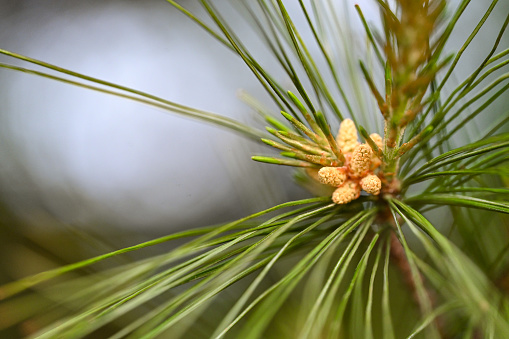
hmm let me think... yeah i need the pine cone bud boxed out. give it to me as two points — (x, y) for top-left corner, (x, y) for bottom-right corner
(360, 174), (382, 195)
(318, 167), (347, 187)
(369, 133), (383, 151)
(332, 180), (361, 204)
(350, 144), (373, 178)
(336, 119), (359, 154)
(369, 133), (383, 170)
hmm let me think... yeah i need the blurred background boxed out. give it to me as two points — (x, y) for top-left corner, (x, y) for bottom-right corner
(0, 0), (508, 337)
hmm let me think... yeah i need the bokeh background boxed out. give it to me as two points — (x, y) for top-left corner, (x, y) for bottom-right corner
(0, 0), (508, 336)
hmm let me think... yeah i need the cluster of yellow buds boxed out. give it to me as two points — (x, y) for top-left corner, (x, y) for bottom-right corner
(317, 119), (383, 205)
(252, 93), (385, 205)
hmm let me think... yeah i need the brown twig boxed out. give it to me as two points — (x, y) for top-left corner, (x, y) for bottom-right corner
(389, 228), (446, 337)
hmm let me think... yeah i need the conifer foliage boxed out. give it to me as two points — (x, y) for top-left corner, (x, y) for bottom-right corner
(0, 0), (508, 338)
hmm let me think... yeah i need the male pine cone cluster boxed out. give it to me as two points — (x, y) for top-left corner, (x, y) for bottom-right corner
(317, 119), (382, 205)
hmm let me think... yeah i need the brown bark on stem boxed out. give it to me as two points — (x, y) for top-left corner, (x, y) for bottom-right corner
(389, 230), (445, 337)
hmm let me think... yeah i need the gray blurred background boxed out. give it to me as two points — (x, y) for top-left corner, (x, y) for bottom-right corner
(0, 0), (297, 232)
